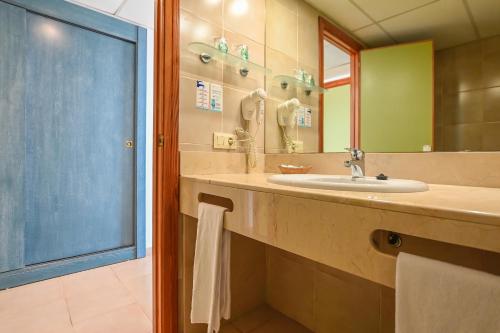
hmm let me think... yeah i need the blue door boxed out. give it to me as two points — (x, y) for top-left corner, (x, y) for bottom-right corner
(0, 0), (146, 288)
(0, 1), (26, 274)
(24, 13), (136, 265)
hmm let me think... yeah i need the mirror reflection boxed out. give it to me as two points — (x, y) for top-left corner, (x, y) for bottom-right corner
(264, 0), (500, 153)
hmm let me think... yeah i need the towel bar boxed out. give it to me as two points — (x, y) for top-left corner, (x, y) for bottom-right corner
(198, 193), (234, 212)
(371, 229), (500, 276)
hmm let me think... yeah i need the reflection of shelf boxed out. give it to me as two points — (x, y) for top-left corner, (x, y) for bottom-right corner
(188, 42), (271, 77)
(273, 75), (327, 95)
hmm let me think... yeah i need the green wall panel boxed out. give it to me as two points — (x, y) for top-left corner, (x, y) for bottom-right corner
(360, 41), (433, 152)
(324, 84), (351, 152)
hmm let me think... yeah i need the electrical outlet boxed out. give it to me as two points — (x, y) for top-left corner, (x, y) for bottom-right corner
(292, 140), (304, 153)
(213, 132), (237, 150)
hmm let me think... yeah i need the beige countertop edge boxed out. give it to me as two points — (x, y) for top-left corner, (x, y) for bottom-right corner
(180, 173), (500, 227)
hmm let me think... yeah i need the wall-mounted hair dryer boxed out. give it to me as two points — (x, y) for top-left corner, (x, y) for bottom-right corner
(241, 88), (267, 124)
(277, 98), (300, 129)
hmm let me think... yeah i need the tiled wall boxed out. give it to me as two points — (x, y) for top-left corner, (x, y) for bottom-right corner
(179, 0), (266, 153)
(435, 35), (500, 151)
(264, 0), (321, 154)
(266, 246), (395, 333)
(265, 152), (500, 188)
(179, 0), (326, 154)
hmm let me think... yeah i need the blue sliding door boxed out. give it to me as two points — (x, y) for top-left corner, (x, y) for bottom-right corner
(0, 1), (26, 274)
(0, 0), (146, 288)
(24, 13), (136, 265)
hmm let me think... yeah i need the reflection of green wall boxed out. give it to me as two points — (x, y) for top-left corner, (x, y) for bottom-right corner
(324, 84), (351, 152)
(361, 41), (433, 152)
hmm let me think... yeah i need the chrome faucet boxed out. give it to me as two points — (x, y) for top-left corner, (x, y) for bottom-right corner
(344, 148), (365, 179)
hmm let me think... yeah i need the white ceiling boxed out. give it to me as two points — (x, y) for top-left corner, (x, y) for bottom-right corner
(305, 0), (500, 50)
(324, 40), (351, 82)
(66, 0), (154, 29)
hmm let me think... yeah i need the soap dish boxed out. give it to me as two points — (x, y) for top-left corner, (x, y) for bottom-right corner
(278, 164), (312, 174)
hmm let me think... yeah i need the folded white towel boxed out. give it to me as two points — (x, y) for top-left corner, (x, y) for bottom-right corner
(191, 203), (231, 333)
(396, 252), (500, 333)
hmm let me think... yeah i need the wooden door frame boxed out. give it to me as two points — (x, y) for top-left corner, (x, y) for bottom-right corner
(153, 0), (180, 332)
(318, 17), (363, 152)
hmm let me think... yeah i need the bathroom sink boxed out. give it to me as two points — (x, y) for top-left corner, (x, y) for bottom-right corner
(268, 174), (429, 193)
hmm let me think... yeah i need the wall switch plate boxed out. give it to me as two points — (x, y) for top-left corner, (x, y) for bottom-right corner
(213, 132), (237, 150)
(292, 140), (304, 153)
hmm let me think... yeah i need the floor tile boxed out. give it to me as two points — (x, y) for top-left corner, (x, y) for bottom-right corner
(111, 256), (152, 282)
(252, 312), (312, 333)
(0, 278), (64, 318)
(66, 283), (135, 324)
(121, 273), (153, 320)
(73, 303), (151, 333)
(231, 304), (277, 333)
(61, 266), (122, 298)
(0, 299), (73, 333)
(220, 323), (240, 333)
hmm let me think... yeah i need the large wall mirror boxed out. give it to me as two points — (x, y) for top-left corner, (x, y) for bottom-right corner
(264, 0), (500, 153)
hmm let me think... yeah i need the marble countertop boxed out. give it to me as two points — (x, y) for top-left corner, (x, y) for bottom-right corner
(181, 173), (500, 226)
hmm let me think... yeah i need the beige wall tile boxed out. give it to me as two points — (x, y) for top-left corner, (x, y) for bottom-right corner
(484, 87), (500, 122)
(482, 35), (500, 88)
(442, 123), (483, 151)
(180, 0), (223, 27)
(441, 41), (483, 94)
(180, 10), (223, 81)
(481, 122), (500, 151)
(180, 151), (265, 174)
(272, 0), (298, 14)
(266, 0), (298, 58)
(298, 2), (319, 70)
(266, 246), (315, 330)
(380, 287), (396, 333)
(231, 233), (267, 318)
(179, 76), (223, 148)
(435, 35), (500, 151)
(224, 0), (266, 44)
(442, 90), (484, 125)
(314, 267), (380, 333)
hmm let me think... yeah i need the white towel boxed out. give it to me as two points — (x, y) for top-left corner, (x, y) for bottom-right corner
(396, 252), (500, 333)
(191, 203), (231, 333)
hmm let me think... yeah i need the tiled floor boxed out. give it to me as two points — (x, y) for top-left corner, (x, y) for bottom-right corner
(0, 253), (152, 333)
(221, 305), (312, 333)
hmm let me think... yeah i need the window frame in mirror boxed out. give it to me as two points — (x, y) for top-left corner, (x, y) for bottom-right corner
(318, 17), (364, 152)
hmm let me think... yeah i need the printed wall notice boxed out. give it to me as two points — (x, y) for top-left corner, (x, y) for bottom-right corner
(195, 80), (210, 110)
(297, 106), (312, 128)
(304, 107), (312, 127)
(210, 83), (223, 112)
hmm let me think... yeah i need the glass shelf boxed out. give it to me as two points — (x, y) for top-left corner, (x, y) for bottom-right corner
(188, 42), (271, 76)
(273, 75), (327, 94)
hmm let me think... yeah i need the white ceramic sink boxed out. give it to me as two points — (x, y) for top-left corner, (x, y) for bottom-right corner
(268, 174), (429, 193)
